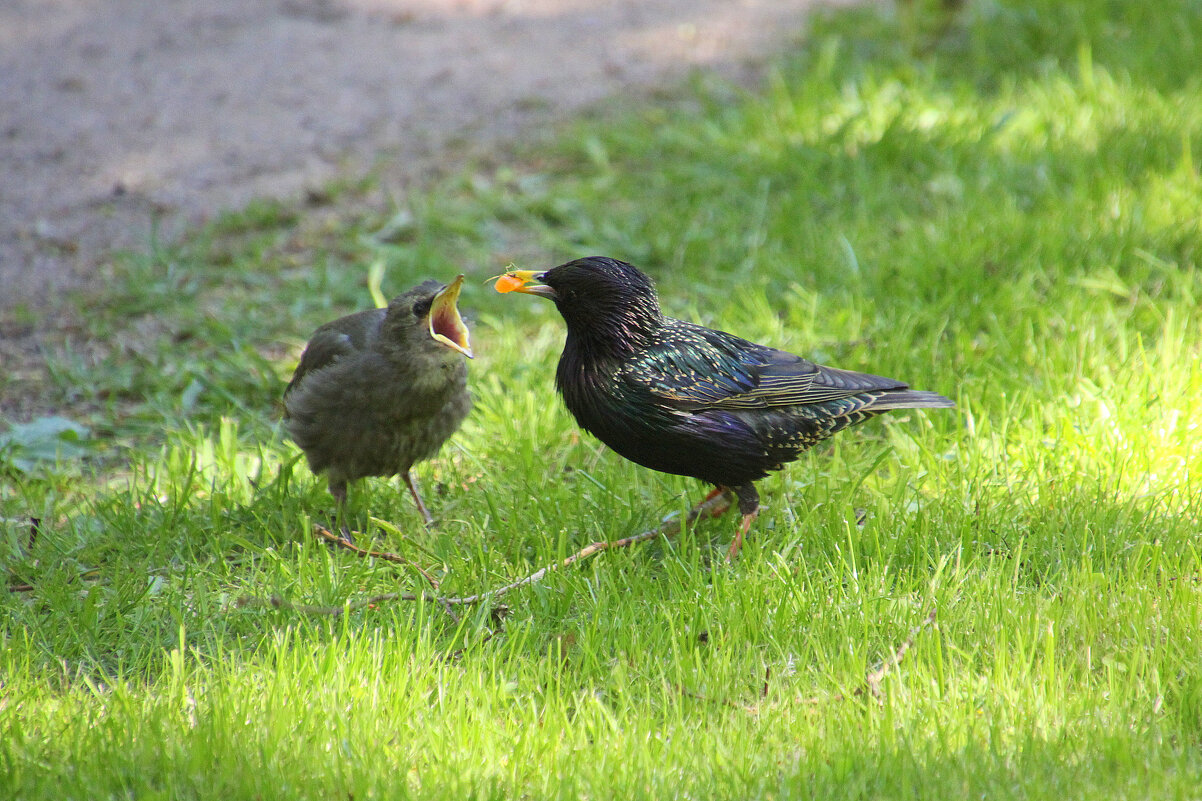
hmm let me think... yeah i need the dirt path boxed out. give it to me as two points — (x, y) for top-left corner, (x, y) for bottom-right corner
(0, 0), (851, 315)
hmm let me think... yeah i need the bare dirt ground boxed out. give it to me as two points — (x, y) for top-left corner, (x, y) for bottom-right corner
(0, 0), (858, 310)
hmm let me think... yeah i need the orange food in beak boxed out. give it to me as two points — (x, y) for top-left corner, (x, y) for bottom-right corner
(489, 269), (557, 299)
(494, 273), (525, 293)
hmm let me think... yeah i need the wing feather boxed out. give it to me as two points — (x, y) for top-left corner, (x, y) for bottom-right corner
(284, 308), (385, 401)
(623, 318), (910, 411)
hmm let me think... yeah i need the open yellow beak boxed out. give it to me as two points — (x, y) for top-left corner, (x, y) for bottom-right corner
(492, 269), (557, 299)
(428, 274), (473, 358)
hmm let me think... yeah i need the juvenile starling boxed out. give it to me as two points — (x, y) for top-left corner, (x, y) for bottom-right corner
(284, 275), (473, 529)
(496, 257), (953, 558)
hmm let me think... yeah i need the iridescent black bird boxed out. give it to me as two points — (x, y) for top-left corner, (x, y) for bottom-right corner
(284, 276), (473, 531)
(496, 257), (953, 558)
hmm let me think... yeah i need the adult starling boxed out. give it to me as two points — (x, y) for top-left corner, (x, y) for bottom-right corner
(496, 257), (954, 558)
(284, 275), (473, 529)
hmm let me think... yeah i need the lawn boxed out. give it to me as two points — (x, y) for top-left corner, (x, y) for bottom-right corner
(3, 1), (1201, 798)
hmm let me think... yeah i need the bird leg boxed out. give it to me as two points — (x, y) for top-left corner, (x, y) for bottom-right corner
(725, 511), (759, 561)
(690, 485), (733, 519)
(328, 478), (355, 543)
(403, 470), (435, 526)
(725, 483), (761, 561)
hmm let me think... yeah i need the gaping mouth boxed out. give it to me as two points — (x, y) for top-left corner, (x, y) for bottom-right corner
(428, 274), (473, 358)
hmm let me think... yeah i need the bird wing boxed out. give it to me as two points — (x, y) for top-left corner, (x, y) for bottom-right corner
(284, 309), (384, 401)
(624, 318), (909, 411)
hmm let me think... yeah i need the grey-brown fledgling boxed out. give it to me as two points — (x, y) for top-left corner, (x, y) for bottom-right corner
(284, 275), (473, 530)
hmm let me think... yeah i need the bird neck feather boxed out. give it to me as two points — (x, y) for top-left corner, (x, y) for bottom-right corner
(558, 302), (660, 361)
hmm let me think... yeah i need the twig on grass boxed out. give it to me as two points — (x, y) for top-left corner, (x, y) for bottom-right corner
(312, 524), (442, 589)
(435, 489), (731, 605)
(802, 607), (938, 705)
(236, 489), (734, 617)
(312, 524), (458, 621)
(236, 592), (409, 616)
(859, 607), (938, 698)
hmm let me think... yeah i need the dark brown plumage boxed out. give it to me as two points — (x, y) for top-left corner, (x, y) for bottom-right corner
(498, 257), (954, 558)
(284, 276), (473, 529)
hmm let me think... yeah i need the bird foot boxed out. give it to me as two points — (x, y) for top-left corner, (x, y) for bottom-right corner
(725, 510), (759, 562)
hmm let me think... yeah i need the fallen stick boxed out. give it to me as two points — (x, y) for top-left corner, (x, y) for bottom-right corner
(236, 592), (409, 616)
(238, 489), (733, 616)
(801, 606), (938, 705)
(312, 524), (441, 588)
(311, 525), (456, 620)
(438, 488), (732, 606)
(859, 606), (938, 698)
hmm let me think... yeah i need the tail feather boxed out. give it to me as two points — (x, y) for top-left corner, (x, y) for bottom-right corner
(869, 389), (955, 411)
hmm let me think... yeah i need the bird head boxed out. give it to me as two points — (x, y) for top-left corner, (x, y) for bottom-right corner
(493, 257), (662, 353)
(384, 275), (474, 359)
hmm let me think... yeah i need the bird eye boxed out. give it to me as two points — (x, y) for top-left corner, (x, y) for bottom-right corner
(412, 298), (433, 317)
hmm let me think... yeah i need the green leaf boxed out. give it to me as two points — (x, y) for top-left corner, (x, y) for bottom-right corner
(0, 416), (93, 473)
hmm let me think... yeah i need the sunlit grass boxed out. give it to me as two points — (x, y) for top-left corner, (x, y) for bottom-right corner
(3, 1), (1202, 797)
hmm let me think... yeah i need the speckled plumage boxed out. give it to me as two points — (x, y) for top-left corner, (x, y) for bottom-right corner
(514, 256), (954, 557)
(284, 278), (472, 526)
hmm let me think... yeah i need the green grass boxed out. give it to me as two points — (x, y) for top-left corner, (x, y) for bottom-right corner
(4, 0), (1202, 797)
